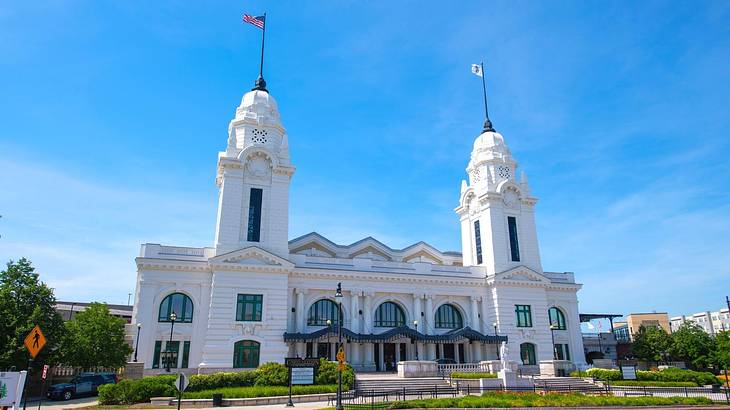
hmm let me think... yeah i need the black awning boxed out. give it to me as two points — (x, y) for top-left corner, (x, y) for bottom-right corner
(283, 325), (507, 344)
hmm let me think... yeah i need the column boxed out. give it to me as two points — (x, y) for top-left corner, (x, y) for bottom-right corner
(296, 342), (305, 358)
(351, 343), (360, 368)
(472, 343), (482, 362)
(470, 296), (479, 329)
(395, 343), (401, 363)
(412, 293), (422, 328)
(363, 293), (373, 333)
(350, 292), (359, 333)
(296, 290), (305, 332)
(312, 342), (318, 358)
(365, 343), (374, 370)
(480, 296), (491, 334)
(455, 343), (460, 363)
(424, 295), (433, 334)
(378, 343), (384, 371)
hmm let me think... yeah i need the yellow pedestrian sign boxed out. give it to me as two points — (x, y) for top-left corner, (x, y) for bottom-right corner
(24, 325), (46, 359)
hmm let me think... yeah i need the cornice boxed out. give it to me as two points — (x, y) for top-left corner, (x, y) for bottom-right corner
(291, 267), (487, 287)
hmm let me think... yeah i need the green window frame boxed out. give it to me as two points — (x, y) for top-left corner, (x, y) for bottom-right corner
(555, 343), (570, 361)
(152, 341), (162, 369)
(233, 340), (260, 368)
(158, 293), (194, 323)
(374, 302), (405, 327)
(181, 341), (191, 368)
(307, 299), (342, 326)
(520, 342), (536, 365)
(435, 304), (463, 329)
(165, 341), (180, 369)
(508, 216), (520, 262)
(236, 294), (263, 321)
(516, 305), (532, 327)
(548, 307), (566, 330)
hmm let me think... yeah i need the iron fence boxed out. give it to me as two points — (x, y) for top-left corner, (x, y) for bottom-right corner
(339, 382), (730, 409)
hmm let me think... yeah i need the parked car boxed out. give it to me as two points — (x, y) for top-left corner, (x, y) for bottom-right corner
(47, 372), (117, 401)
(435, 358), (457, 365)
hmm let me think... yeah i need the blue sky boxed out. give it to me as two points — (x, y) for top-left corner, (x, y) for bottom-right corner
(1, 1), (728, 320)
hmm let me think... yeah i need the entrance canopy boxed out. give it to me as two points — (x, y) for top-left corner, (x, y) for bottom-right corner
(283, 326), (507, 344)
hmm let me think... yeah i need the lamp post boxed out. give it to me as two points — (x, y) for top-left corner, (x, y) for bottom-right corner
(166, 312), (177, 372)
(334, 283), (344, 410)
(549, 324), (558, 360)
(326, 319), (332, 360)
(413, 320), (419, 360)
(493, 322), (499, 360)
(133, 323), (142, 362)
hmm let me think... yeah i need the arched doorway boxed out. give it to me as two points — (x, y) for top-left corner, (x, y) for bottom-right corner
(585, 350), (605, 364)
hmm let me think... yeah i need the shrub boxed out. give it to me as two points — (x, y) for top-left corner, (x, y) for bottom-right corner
(315, 358), (355, 389)
(608, 380), (697, 387)
(584, 368), (621, 381)
(183, 384), (338, 399)
(98, 375), (176, 405)
(451, 372), (497, 379)
(643, 368), (717, 386)
(187, 371), (256, 392)
(254, 362), (289, 386)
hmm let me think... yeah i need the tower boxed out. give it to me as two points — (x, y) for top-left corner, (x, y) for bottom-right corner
(213, 89), (295, 257)
(455, 129), (542, 274)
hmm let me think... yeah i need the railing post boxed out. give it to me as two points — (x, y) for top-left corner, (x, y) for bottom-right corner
(684, 386), (688, 398)
(643, 386), (647, 397)
(403, 386), (406, 401)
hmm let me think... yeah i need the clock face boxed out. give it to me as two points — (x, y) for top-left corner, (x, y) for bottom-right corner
(497, 165), (511, 179)
(503, 190), (519, 208)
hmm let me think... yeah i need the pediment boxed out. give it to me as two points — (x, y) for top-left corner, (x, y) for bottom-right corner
(493, 266), (551, 284)
(210, 246), (294, 269)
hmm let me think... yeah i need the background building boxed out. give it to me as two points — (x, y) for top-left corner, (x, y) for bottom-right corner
(670, 306), (730, 335)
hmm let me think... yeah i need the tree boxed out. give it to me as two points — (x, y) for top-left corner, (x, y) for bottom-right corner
(60, 302), (133, 369)
(0, 258), (65, 370)
(631, 325), (673, 362)
(670, 322), (716, 369)
(712, 331), (730, 371)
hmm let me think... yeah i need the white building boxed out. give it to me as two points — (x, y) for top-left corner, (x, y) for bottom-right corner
(131, 79), (587, 375)
(671, 307), (730, 335)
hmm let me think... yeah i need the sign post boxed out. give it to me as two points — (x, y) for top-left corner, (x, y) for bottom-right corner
(285, 358), (319, 407)
(36, 365), (49, 410)
(620, 365), (637, 380)
(22, 326), (47, 410)
(174, 373), (189, 410)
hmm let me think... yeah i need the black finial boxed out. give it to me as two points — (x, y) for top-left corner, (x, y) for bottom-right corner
(482, 118), (495, 133)
(252, 75), (268, 92)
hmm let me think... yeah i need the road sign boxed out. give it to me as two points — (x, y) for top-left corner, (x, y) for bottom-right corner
(175, 373), (189, 392)
(23, 326), (46, 359)
(41, 365), (49, 380)
(336, 346), (345, 363)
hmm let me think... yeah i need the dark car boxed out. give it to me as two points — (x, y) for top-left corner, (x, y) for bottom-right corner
(47, 372), (117, 401)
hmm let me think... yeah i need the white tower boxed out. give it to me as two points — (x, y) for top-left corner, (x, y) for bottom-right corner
(214, 89), (295, 257)
(455, 128), (542, 274)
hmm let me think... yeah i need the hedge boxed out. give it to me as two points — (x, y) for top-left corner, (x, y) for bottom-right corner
(607, 381), (697, 387)
(451, 372), (498, 379)
(570, 367), (717, 386)
(99, 359), (355, 405)
(182, 384), (339, 399)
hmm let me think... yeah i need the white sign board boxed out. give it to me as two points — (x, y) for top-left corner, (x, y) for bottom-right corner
(621, 365), (637, 380)
(175, 373), (189, 392)
(291, 367), (314, 385)
(0, 371), (27, 409)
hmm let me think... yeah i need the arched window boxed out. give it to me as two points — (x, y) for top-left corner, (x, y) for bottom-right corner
(548, 307), (566, 330)
(435, 304), (463, 329)
(520, 342), (537, 365)
(374, 302), (405, 327)
(233, 340), (260, 368)
(307, 299), (342, 326)
(158, 293), (193, 323)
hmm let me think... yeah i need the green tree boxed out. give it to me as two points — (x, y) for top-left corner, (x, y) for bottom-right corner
(712, 330), (730, 370)
(0, 258), (65, 370)
(670, 322), (716, 369)
(631, 325), (673, 362)
(60, 302), (133, 369)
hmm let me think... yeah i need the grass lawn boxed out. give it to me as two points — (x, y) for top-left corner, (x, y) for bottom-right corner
(450, 372), (498, 379)
(319, 392), (715, 409)
(182, 384), (339, 399)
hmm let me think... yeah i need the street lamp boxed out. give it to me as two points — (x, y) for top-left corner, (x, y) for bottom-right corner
(133, 323), (142, 362)
(413, 320), (419, 360)
(549, 324), (558, 360)
(326, 319), (332, 359)
(334, 283), (344, 410)
(166, 312), (177, 372)
(493, 322), (499, 360)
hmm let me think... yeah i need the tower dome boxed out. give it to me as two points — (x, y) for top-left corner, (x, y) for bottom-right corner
(235, 89), (281, 125)
(470, 130), (512, 164)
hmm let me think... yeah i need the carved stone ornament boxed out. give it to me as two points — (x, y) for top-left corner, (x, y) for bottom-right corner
(245, 152), (271, 178)
(503, 189), (520, 209)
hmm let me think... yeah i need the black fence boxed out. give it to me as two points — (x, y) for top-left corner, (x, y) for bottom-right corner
(337, 383), (730, 409)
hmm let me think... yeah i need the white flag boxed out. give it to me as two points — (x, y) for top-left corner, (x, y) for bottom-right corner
(471, 64), (483, 77)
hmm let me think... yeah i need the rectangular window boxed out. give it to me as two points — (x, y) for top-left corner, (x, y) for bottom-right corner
(181, 341), (191, 368)
(236, 294), (263, 321)
(508, 216), (520, 261)
(516, 305), (532, 327)
(166, 341), (180, 369)
(474, 220), (483, 265)
(555, 344), (571, 360)
(152, 341), (162, 369)
(246, 188), (263, 242)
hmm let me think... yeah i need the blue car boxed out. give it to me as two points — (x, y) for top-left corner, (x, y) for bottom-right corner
(46, 373), (117, 401)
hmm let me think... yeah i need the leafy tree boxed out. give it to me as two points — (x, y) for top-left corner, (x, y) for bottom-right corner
(631, 325), (673, 362)
(712, 331), (730, 371)
(60, 302), (133, 369)
(670, 322), (716, 370)
(0, 258), (65, 370)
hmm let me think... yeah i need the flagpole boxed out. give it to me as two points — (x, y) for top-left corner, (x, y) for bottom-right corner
(253, 12), (268, 92)
(480, 61), (494, 132)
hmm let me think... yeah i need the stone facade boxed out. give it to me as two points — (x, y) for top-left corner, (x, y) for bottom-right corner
(131, 85), (587, 375)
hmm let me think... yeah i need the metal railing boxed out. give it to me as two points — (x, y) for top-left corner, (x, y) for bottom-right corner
(341, 382), (730, 409)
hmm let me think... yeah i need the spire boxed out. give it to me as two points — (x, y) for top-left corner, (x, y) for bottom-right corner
(243, 12), (268, 93)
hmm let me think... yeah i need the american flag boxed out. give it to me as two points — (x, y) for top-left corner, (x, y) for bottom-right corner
(243, 14), (265, 29)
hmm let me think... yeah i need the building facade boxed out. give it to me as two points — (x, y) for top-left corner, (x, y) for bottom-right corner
(670, 307), (730, 335)
(131, 81), (587, 374)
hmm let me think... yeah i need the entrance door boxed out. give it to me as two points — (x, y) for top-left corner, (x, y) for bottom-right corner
(383, 343), (396, 371)
(317, 343), (330, 359)
(443, 344), (455, 362)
